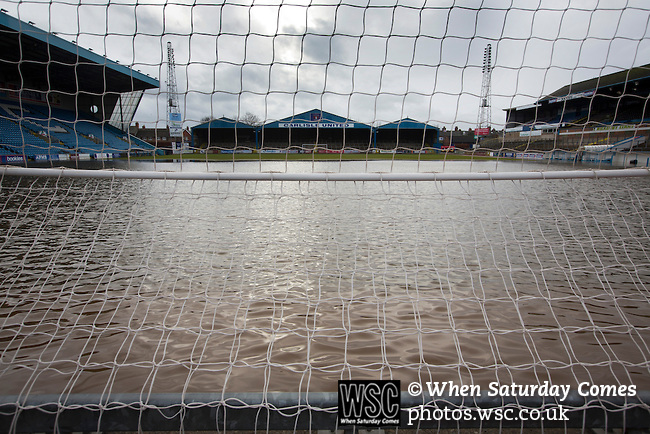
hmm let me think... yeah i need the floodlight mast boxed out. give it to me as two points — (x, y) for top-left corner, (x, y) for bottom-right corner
(166, 41), (182, 138)
(475, 44), (492, 149)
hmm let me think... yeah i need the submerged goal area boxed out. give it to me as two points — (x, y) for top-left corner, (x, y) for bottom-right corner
(1, 166), (649, 431)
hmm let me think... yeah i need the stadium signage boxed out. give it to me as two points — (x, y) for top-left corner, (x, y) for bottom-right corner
(548, 90), (594, 104)
(475, 127), (490, 136)
(169, 113), (183, 137)
(593, 125), (636, 131)
(2, 155), (25, 163)
(2, 84), (47, 103)
(279, 122), (355, 128)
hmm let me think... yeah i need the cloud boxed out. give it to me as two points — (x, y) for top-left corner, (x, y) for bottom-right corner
(4, 0), (650, 130)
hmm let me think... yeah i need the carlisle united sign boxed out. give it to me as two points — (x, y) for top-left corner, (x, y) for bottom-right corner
(279, 122), (355, 128)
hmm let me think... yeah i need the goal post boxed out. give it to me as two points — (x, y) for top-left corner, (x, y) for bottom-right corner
(2, 165), (650, 181)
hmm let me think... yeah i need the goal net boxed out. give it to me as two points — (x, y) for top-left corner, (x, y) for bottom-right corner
(1, 0), (650, 432)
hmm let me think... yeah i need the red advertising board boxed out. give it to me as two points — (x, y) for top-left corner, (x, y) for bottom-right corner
(475, 127), (490, 136)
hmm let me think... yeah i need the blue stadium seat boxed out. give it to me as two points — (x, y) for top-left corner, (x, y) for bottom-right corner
(0, 100), (155, 157)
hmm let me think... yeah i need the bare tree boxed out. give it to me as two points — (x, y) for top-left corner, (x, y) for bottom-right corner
(240, 112), (262, 126)
(201, 116), (216, 122)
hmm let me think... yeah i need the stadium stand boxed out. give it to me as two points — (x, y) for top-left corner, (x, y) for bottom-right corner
(190, 110), (440, 152)
(500, 64), (650, 153)
(375, 118), (439, 151)
(0, 12), (158, 161)
(191, 117), (257, 151)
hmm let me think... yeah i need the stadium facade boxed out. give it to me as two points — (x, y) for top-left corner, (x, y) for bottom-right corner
(192, 117), (257, 151)
(375, 118), (439, 150)
(191, 109), (440, 152)
(0, 11), (158, 162)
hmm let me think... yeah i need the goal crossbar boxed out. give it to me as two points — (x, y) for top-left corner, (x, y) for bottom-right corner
(2, 166), (650, 182)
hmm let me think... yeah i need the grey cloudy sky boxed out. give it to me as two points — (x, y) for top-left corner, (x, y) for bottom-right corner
(4, 0), (650, 129)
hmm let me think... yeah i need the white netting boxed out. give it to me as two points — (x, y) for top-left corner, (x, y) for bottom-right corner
(1, 0), (650, 431)
(1, 168), (650, 430)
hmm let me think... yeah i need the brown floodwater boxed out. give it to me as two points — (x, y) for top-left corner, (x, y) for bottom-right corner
(1, 162), (649, 397)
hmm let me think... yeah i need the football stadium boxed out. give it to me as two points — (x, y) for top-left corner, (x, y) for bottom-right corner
(1, 2), (650, 433)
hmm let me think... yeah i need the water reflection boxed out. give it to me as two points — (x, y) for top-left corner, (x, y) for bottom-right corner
(1, 162), (649, 395)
